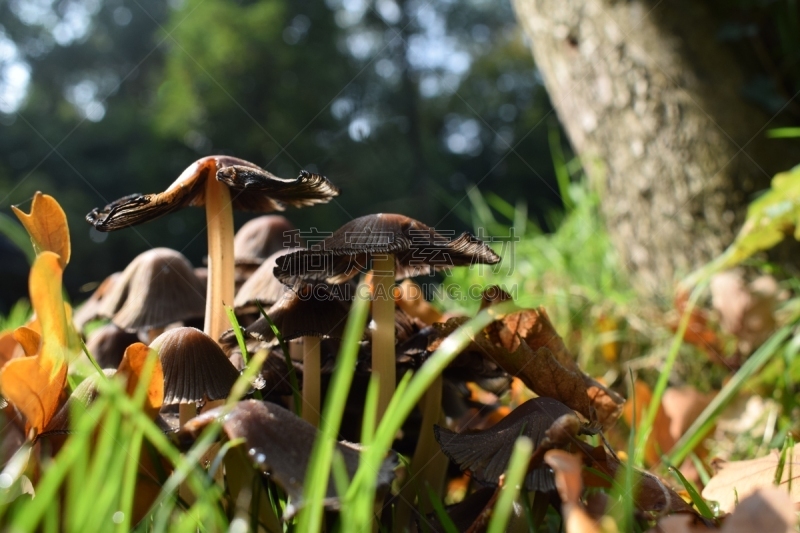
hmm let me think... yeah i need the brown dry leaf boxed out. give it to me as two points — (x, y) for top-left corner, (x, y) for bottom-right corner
(702, 445), (800, 513)
(623, 380), (675, 466)
(671, 292), (724, 362)
(577, 442), (696, 515)
(661, 387), (715, 445)
(394, 279), (443, 325)
(720, 486), (796, 532)
(11, 191), (71, 268)
(710, 272), (778, 354)
(0, 252), (72, 434)
(12, 327), (40, 357)
(545, 449), (602, 533)
(117, 343), (164, 418)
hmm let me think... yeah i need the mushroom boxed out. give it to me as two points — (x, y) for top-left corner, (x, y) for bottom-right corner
(434, 397), (585, 492)
(72, 272), (120, 333)
(232, 247), (298, 316)
(149, 327), (239, 424)
(85, 323), (140, 369)
(86, 156), (339, 347)
(233, 215), (297, 270)
(228, 283), (354, 426)
(274, 213), (500, 420)
(177, 399), (396, 517)
(96, 248), (205, 342)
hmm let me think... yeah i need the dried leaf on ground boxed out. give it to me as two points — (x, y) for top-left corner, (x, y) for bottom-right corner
(710, 272), (778, 354)
(702, 445), (800, 513)
(117, 343), (164, 418)
(12, 191), (71, 268)
(0, 252), (73, 434)
(719, 487), (796, 532)
(577, 442), (696, 516)
(394, 279), (443, 325)
(623, 381), (674, 466)
(545, 450), (601, 533)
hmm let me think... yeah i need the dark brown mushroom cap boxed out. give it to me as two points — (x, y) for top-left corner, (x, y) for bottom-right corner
(177, 400), (396, 516)
(233, 248), (298, 311)
(236, 283), (354, 344)
(434, 397), (577, 492)
(233, 215), (298, 266)
(274, 213), (501, 285)
(85, 323), (140, 369)
(151, 327), (239, 405)
(86, 156), (339, 231)
(218, 167), (340, 210)
(73, 272), (121, 332)
(98, 248), (205, 331)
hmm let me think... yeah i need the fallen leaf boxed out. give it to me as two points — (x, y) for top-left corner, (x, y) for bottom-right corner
(623, 381), (675, 466)
(710, 272), (778, 354)
(577, 442), (696, 516)
(394, 279), (443, 325)
(720, 486), (796, 532)
(0, 252), (72, 434)
(661, 387), (715, 445)
(545, 450), (601, 533)
(0, 332), (23, 367)
(12, 327), (40, 357)
(702, 445), (800, 513)
(117, 343), (164, 418)
(11, 191), (71, 268)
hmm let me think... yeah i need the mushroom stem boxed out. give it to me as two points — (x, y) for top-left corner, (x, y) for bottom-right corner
(371, 254), (396, 421)
(301, 336), (321, 427)
(203, 167), (236, 341)
(394, 375), (447, 529)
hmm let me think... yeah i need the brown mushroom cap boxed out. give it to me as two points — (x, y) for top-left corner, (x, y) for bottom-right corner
(85, 323), (140, 369)
(233, 215), (298, 266)
(177, 399), (396, 516)
(274, 213), (501, 285)
(73, 272), (121, 332)
(434, 397), (578, 492)
(233, 248), (298, 312)
(98, 248), (205, 332)
(233, 283), (354, 345)
(86, 156), (339, 231)
(150, 327), (239, 405)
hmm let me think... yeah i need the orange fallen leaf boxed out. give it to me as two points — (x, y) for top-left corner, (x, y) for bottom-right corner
(623, 380), (675, 466)
(0, 252), (73, 434)
(117, 343), (164, 418)
(12, 327), (40, 357)
(393, 279), (443, 325)
(702, 445), (800, 513)
(12, 191), (71, 268)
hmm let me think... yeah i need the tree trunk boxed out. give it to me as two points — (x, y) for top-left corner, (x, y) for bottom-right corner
(512, 0), (796, 298)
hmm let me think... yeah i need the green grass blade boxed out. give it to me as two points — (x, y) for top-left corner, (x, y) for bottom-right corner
(669, 323), (794, 465)
(669, 466), (714, 519)
(427, 485), (458, 533)
(486, 436), (533, 533)
(296, 279), (370, 533)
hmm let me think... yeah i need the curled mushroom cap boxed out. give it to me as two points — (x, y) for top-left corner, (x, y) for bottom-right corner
(274, 213), (501, 285)
(434, 397), (580, 492)
(98, 248), (205, 332)
(86, 156), (339, 231)
(150, 327), (239, 405)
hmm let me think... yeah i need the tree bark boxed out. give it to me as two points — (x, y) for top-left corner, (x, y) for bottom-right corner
(512, 0), (796, 298)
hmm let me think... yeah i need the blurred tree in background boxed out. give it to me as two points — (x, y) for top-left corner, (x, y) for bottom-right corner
(0, 0), (561, 311)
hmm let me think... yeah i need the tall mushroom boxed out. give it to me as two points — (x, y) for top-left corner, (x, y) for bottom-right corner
(274, 213), (500, 420)
(86, 156), (339, 347)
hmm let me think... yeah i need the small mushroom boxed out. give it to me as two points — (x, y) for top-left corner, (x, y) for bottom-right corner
(85, 323), (140, 369)
(233, 215), (298, 266)
(150, 327), (239, 424)
(274, 213), (500, 419)
(434, 397), (584, 492)
(233, 248), (298, 315)
(231, 283), (353, 426)
(177, 399), (396, 517)
(73, 272), (120, 333)
(97, 248), (205, 340)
